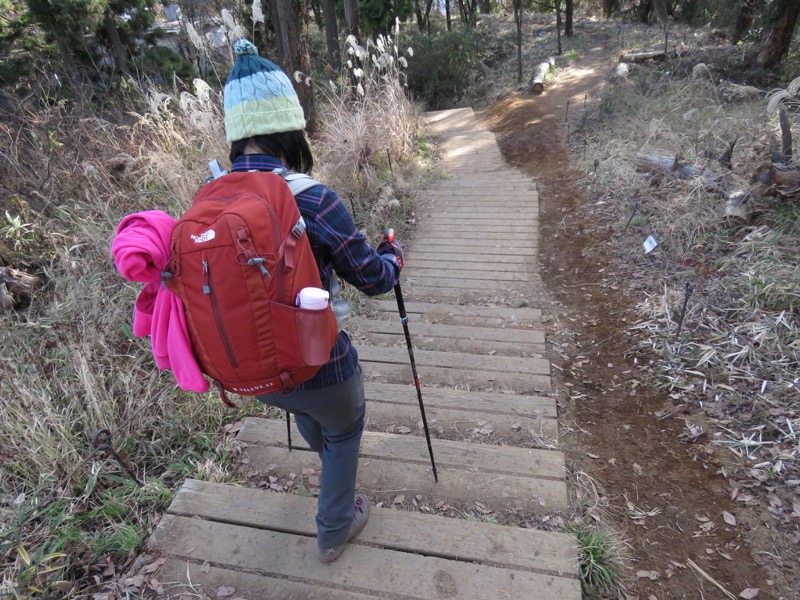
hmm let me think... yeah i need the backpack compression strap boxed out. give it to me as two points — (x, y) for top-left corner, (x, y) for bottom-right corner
(274, 169), (321, 272)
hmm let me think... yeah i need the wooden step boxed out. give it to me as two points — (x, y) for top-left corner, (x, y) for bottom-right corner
(411, 256), (535, 269)
(405, 267), (533, 283)
(402, 277), (532, 292)
(358, 345), (550, 393)
(354, 317), (545, 356)
(410, 230), (536, 241)
(364, 382), (558, 440)
(146, 480), (579, 599)
(238, 418), (568, 509)
(421, 210), (537, 218)
(401, 277), (535, 295)
(368, 300), (542, 325)
(409, 243), (538, 256)
(409, 238), (538, 250)
(417, 227), (538, 238)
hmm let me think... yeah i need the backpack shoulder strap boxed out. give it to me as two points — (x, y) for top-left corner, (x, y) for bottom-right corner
(273, 169), (321, 197)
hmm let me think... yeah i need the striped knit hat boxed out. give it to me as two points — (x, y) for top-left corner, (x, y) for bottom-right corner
(223, 39), (306, 142)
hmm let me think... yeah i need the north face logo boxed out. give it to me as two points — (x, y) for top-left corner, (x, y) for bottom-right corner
(191, 230), (216, 244)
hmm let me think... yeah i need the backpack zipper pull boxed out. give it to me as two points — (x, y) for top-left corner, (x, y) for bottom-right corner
(202, 260), (211, 294)
(247, 257), (271, 277)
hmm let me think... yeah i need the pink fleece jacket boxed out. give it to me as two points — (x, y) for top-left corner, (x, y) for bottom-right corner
(111, 211), (209, 393)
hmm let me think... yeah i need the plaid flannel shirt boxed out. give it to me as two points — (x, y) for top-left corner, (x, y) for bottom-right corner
(231, 154), (400, 389)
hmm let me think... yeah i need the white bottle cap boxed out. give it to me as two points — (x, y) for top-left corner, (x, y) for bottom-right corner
(297, 287), (329, 310)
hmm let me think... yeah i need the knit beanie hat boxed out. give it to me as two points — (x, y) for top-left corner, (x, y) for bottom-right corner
(223, 39), (306, 142)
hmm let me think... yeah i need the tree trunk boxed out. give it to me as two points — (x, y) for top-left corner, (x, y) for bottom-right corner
(275, 0), (316, 131)
(344, 0), (361, 39)
(565, 0), (574, 36)
(269, 0), (285, 65)
(310, 0), (324, 29)
(446, 0), (452, 31)
(514, 0), (523, 82)
(322, 0), (341, 72)
(757, 0), (800, 68)
(555, 0), (562, 55)
(480, 0), (491, 13)
(103, 10), (131, 77)
(638, 0), (652, 24)
(732, 0), (758, 45)
(413, 0), (425, 31)
(55, 36), (88, 104)
(527, 57), (555, 94)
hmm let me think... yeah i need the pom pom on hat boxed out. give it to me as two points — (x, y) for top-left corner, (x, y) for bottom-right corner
(223, 39), (306, 142)
(233, 38), (259, 56)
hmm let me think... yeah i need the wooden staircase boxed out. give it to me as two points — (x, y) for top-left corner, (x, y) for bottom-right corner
(139, 108), (581, 599)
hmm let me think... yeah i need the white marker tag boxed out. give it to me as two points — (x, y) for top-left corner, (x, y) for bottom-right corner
(643, 235), (658, 254)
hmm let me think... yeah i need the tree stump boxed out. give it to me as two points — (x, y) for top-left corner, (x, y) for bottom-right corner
(0, 267), (39, 311)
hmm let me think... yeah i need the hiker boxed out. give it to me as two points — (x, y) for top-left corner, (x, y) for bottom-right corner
(223, 39), (404, 563)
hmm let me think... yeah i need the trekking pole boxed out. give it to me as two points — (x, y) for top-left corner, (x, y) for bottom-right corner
(382, 229), (438, 483)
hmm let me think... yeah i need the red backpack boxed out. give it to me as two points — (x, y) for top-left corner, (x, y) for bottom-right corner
(164, 170), (338, 405)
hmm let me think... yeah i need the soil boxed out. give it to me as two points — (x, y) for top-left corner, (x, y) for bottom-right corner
(481, 30), (793, 600)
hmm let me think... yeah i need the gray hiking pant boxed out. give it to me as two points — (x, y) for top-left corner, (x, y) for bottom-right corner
(257, 365), (365, 550)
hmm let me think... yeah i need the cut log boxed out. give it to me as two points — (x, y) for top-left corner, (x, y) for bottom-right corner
(610, 62), (630, 81)
(527, 57), (555, 95)
(634, 152), (710, 179)
(0, 267), (39, 310)
(635, 151), (678, 173)
(619, 50), (670, 63)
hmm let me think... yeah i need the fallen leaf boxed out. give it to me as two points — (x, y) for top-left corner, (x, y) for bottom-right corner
(141, 557), (167, 574)
(216, 586), (235, 597)
(223, 420), (245, 435)
(587, 453), (600, 459)
(148, 577), (165, 595)
(636, 570), (659, 580)
(633, 463), (644, 476)
(510, 422), (522, 431)
(52, 582), (74, 594)
(723, 511), (737, 526)
(308, 475), (320, 486)
(739, 589), (759, 599)
(394, 494), (405, 504)
(396, 426), (412, 434)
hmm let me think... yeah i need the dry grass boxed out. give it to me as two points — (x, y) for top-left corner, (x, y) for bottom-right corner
(572, 29), (800, 488)
(312, 29), (427, 242)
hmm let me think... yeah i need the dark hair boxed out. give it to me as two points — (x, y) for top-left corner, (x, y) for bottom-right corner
(229, 130), (314, 173)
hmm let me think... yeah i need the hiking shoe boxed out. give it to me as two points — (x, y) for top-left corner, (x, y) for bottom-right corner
(318, 494), (369, 564)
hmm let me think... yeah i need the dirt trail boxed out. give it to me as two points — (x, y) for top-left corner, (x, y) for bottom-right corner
(482, 34), (777, 599)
